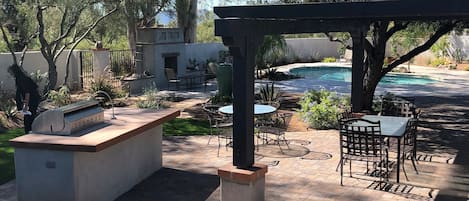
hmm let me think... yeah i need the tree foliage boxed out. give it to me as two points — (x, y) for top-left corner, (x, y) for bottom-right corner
(121, 0), (170, 53)
(196, 11), (220, 43)
(35, 1), (118, 92)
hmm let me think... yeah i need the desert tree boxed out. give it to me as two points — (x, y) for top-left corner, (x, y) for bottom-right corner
(30, 0), (117, 92)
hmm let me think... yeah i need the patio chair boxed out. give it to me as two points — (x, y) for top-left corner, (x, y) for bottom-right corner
(380, 99), (417, 118)
(202, 104), (221, 145)
(339, 118), (388, 186)
(165, 68), (181, 90)
(202, 105), (233, 156)
(389, 118), (419, 180)
(403, 118), (419, 174)
(257, 112), (293, 153)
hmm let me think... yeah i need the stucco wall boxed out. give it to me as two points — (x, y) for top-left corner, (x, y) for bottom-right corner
(0, 51), (81, 93)
(285, 38), (341, 61)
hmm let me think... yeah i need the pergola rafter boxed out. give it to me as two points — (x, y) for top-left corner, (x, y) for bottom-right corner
(214, 0), (469, 169)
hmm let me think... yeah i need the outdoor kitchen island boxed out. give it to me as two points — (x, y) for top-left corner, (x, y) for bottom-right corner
(10, 107), (180, 201)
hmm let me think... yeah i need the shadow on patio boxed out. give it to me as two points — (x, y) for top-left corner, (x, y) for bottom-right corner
(116, 168), (219, 201)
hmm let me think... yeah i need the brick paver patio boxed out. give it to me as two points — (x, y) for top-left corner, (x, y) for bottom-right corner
(1, 96), (468, 201)
(117, 96), (469, 201)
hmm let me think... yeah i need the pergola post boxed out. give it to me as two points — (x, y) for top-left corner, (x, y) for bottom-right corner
(229, 35), (259, 168)
(217, 35), (268, 201)
(350, 29), (366, 112)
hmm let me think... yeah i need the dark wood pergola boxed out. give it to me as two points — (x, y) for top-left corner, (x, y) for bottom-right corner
(214, 0), (469, 169)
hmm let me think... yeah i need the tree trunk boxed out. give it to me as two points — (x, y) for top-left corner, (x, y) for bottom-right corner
(177, 0), (197, 43)
(127, 20), (137, 57)
(187, 0), (197, 43)
(45, 60), (58, 93)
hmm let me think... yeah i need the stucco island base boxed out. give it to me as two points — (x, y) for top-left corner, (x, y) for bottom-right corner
(218, 163), (268, 201)
(10, 108), (179, 201)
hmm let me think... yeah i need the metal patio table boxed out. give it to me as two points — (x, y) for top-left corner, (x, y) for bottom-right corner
(359, 115), (410, 183)
(218, 104), (277, 115)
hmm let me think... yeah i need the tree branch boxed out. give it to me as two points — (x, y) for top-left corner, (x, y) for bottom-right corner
(18, 32), (38, 68)
(385, 21), (409, 41)
(37, 4), (52, 58)
(0, 25), (18, 65)
(52, 6), (87, 54)
(383, 22), (457, 76)
(324, 32), (351, 49)
(63, 6), (118, 85)
(59, 7), (69, 38)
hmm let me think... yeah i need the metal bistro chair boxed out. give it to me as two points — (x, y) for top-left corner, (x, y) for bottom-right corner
(380, 98), (417, 118)
(391, 117), (419, 180)
(339, 118), (389, 186)
(257, 112), (293, 153)
(202, 105), (233, 156)
(202, 104), (220, 145)
(165, 68), (181, 90)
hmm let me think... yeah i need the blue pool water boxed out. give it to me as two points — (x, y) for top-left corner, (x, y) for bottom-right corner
(290, 66), (436, 85)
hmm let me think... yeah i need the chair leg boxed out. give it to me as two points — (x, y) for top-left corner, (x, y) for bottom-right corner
(349, 160), (352, 178)
(277, 135), (284, 153)
(207, 127), (213, 145)
(282, 134), (290, 149)
(411, 154), (419, 174)
(340, 158), (344, 186)
(402, 152), (409, 181)
(335, 159), (343, 172)
(217, 136), (221, 157)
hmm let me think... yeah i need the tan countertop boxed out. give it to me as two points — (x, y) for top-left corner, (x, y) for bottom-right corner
(10, 108), (180, 152)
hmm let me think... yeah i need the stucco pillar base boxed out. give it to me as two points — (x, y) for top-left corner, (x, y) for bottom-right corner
(218, 163), (268, 201)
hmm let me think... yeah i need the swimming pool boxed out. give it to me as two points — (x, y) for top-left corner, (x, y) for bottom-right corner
(290, 66), (436, 85)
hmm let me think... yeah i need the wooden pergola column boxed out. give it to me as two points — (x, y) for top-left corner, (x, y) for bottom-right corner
(222, 35), (263, 169)
(350, 29), (367, 112)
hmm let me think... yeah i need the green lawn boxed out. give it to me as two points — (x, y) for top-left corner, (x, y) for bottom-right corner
(163, 118), (211, 136)
(0, 128), (24, 185)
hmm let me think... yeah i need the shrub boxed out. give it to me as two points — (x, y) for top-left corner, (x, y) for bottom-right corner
(29, 70), (48, 87)
(0, 99), (18, 119)
(297, 89), (350, 130)
(430, 57), (449, 67)
(90, 77), (116, 101)
(137, 87), (164, 109)
(47, 85), (72, 107)
(209, 93), (232, 105)
(322, 57), (337, 63)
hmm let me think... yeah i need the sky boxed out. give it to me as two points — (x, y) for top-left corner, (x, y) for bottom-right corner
(158, 0), (249, 25)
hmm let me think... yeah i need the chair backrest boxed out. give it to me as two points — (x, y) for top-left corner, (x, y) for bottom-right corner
(277, 112), (293, 130)
(404, 118), (418, 147)
(202, 104), (232, 126)
(337, 107), (353, 121)
(165, 68), (178, 80)
(339, 118), (383, 158)
(381, 99), (416, 117)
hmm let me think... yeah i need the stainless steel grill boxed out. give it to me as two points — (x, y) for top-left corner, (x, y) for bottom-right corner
(31, 100), (104, 135)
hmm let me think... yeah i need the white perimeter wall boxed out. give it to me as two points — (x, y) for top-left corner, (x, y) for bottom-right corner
(285, 38), (341, 60)
(0, 51), (81, 93)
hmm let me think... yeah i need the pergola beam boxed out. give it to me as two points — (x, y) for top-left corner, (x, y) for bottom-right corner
(215, 0), (469, 21)
(215, 18), (367, 36)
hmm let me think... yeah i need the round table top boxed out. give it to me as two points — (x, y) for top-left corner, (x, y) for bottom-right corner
(218, 104), (277, 115)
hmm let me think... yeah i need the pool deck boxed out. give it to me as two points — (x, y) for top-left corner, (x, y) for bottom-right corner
(275, 63), (469, 97)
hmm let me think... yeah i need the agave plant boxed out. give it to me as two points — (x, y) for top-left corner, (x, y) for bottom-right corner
(258, 82), (281, 104)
